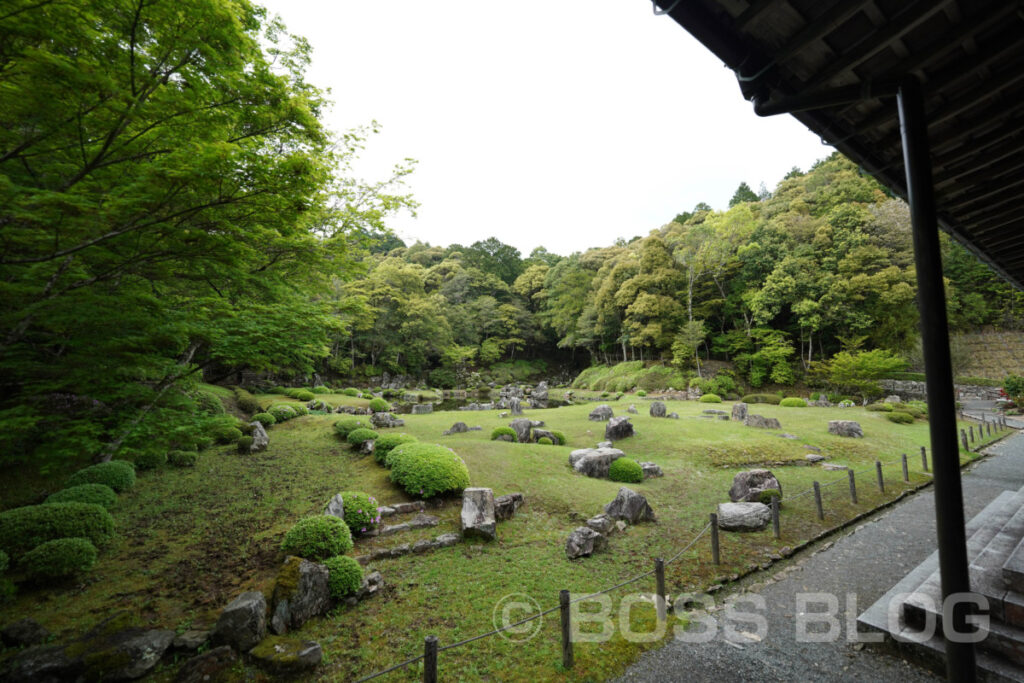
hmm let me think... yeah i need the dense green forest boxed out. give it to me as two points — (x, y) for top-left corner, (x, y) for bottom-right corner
(1, 0), (1020, 468)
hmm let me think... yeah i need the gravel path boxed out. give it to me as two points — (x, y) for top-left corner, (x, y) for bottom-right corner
(614, 431), (1024, 682)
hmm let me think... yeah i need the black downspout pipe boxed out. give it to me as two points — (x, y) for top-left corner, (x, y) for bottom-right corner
(898, 75), (977, 682)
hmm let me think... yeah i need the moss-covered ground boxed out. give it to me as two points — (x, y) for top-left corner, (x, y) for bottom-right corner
(0, 393), (1005, 681)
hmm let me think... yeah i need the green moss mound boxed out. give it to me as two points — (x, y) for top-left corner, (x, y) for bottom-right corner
(237, 436), (255, 453)
(757, 489), (782, 505)
(280, 515), (353, 560)
(66, 461), (136, 492)
(347, 428), (379, 448)
(608, 458), (643, 483)
(490, 426), (516, 442)
(368, 397), (390, 413)
(779, 397), (807, 407)
(21, 537), (97, 580)
(698, 393), (722, 403)
(168, 450), (198, 467)
(233, 387), (261, 414)
(0, 502), (114, 557)
(887, 411), (915, 424)
(740, 393), (782, 405)
(548, 430), (567, 445)
(324, 555), (363, 599)
(342, 387), (360, 397)
(373, 433), (417, 464)
(268, 404), (297, 423)
(45, 484), (117, 509)
(338, 491), (380, 535)
(387, 443), (470, 498)
(133, 451), (166, 471)
(333, 417), (367, 439)
(537, 437), (553, 445)
(252, 412), (276, 428)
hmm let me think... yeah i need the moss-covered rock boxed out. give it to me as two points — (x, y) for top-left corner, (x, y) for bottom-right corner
(248, 635), (322, 674)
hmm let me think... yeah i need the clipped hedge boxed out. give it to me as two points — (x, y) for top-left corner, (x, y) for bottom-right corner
(342, 388), (360, 397)
(334, 417), (367, 439)
(280, 515), (353, 561)
(312, 385), (331, 394)
(45, 484), (117, 510)
(740, 393), (782, 405)
(252, 412), (276, 428)
(537, 437), (553, 445)
(387, 443), (470, 498)
(368, 397), (391, 413)
(268, 404), (297, 423)
(779, 397), (807, 407)
(698, 393), (722, 403)
(490, 426), (517, 442)
(373, 434), (417, 464)
(887, 411), (915, 424)
(134, 451), (166, 471)
(66, 461), (136, 493)
(338, 491), (380, 535)
(609, 457), (643, 483)
(233, 387), (262, 414)
(866, 403), (894, 412)
(347, 428), (379, 448)
(168, 450), (198, 467)
(324, 555), (363, 599)
(0, 502), (115, 557)
(21, 538), (97, 580)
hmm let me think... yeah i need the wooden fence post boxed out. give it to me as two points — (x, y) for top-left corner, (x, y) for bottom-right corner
(771, 496), (780, 539)
(875, 460), (884, 493)
(559, 590), (573, 670)
(961, 429), (969, 451)
(710, 513), (720, 565)
(848, 469), (858, 504)
(655, 558), (667, 622)
(813, 481), (823, 521)
(988, 421), (992, 437)
(921, 446), (928, 472)
(424, 636), (438, 683)
(969, 425), (974, 442)
(901, 453), (909, 483)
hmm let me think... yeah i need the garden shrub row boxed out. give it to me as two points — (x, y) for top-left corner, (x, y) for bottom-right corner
(233, 387), (262, 414)
(0, 502), (114, 557)
(740, 393), (782, 405)
(779, 397), (807, 407)
(45, 484), (117, 509)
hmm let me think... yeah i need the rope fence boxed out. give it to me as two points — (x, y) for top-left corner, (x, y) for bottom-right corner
(354, 414), (1013, 681)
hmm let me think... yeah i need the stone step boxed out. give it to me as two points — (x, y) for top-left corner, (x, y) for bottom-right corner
(1004, 536), (1024, 594)
(904, 489), (1024, 628)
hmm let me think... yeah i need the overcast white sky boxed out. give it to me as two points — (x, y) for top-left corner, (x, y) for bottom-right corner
(257, 1), (834, 257)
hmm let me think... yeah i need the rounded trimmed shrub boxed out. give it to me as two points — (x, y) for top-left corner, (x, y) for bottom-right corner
(866, 403), (894, 412)
(237, 436), (255, 453)
(213, 426), (243, 444)
(269, 404), (297, 423)
(361, 392), (374, 399)
(45, 484), (117, 509)
(342, 387), (360, 397)
(490, 426), (517, 442)
(548, 430), (567, 446)
(312, 385), (330, 394)
(134, 451), (166, 471)
(900, 405), (924, 418)
(387, 443), (470, 498)
(636, 390), (647, 397)
(373, 433), (417, 464)
(0, 502), (114, 556)
(291, 404), (309, 417)
(740, 393), (783, 405)
(609, 458), (643, 483)
(338, 491), (381, 535)
(537, 437), (553, 445)
(779, 397), (807, 407)
(168, 450), (198, 467)
(233, 387), (262, 414)
(252, 412), (276, 428)
(324, 555), (363, 599)
(838, 399), (856, 408)
(368, 397), (391, 413)
(698, 393), (722, 403)
(333, 417), (367, 439)
(195, 390), (226, 416)
(280, 515), (353, 560)
(347, 428), (379, 448)
(757, 489), (782, 505)
(887, 411), (915, 424)
(21, 538), (97, 580)
(286, 389), (315, 402)
(66, 461), (136, 492)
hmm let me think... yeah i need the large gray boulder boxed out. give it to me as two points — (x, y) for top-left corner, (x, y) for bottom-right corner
(605, 416), (634, 441)
(717, 502), (771, 531)
(74, 621), (175, 682)
(1, 619), (49, 648)
(731, 402), (748, 421)
(604, 487), (655, 523)
(728, 469), (782, 503)
(627, 404), (638, 414)
(212, 591), (266, 652)
(533, 381), (549, 401)
(589, 404), (614, 421)
(249, 636), (322, 674)
(585, 513), (615, 535)
(532, 428), (557, 443)
(174, 646), (237, 683)
(509, 397), (523, 415)
(744, 414), (781, 429)
(324, 493), (345, 520)
(249, 421), (269, 453)
(460, 487), (496, 540)
(370, 412), (405, 428)
(443, 421), (470, 436)
(565, 527), (607, 559)
(569, 447), (625, 478)
(829, 420), (864, 438)
(640, 462), (664, 478)
(494, 493), (524, 521)
(411, 403), (433, 415)
(270, 557), (331, 634)
(649, 401), (667, 418)
(509, 418), (533, 444)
